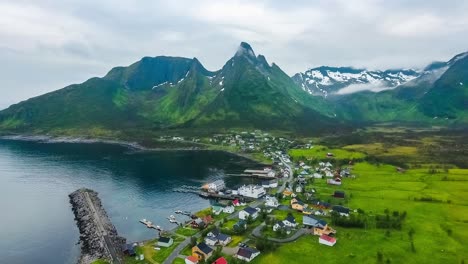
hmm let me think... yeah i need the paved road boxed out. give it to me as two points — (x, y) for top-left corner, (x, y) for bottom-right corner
(163, 237), (191, 264)
(251, 222), (307, 243)
(278, 156), (293, 194)
(84, 192), (123, 264)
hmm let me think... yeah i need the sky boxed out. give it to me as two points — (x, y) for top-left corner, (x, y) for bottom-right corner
(1, 0), (468, 109)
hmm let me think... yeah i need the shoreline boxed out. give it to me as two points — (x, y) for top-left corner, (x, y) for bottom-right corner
(0, 134), (267, 165)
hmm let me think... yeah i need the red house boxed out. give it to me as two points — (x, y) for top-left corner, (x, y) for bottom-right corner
(212, 256), (228, 264)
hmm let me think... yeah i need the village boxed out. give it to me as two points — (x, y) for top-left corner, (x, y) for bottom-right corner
(121, 131), (367, 264)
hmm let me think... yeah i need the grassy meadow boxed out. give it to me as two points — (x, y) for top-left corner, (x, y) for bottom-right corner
(253, 159), (468, 264)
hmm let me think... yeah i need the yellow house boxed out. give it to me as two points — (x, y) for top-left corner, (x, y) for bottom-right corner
(192, 242), (213, 261)
(291, 198), (308, 212)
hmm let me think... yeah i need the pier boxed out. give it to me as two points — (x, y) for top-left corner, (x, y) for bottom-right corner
(226, 173), (276, 179)
(172, 187), (254, 202)
(69, 188), (125, 264)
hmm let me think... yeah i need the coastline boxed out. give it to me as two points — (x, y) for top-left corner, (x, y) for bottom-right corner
(0, 134), (267, 165)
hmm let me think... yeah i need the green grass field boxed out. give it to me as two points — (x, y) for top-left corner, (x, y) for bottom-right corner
(252, 162), (468, 264)
(124, 236), (185, 264)
(289, 145), (366, 161)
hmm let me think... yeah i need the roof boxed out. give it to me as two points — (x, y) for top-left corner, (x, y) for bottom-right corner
(205, 236), (217, 242)
(186, 255), (198, 263)
(276, 221), (285, 227)
(285, 215), (296, 224)
(332, 205), (350, 214)
(217, 233), (230, 241)
(213, 257), (228, 264)
(209, 228), (220, 237)
(303, 215), (327, 227)
(243, 207), (258, 215)
(158, 237), (172, 243)
(320, 234), (336, 243)
(196, 242), (213, 255)
(237, 247), (260, 258)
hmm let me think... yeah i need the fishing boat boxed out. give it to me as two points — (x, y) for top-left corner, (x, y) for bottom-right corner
(167, 215), (177, 223)
(139, 218), (154, 228)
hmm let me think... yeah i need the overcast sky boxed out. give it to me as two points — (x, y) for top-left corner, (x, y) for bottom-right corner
(1, 0), (468, 109)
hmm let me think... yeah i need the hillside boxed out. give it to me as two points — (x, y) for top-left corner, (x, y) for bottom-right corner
(0, 42), (341, 136)
(315, 52), (468, 124)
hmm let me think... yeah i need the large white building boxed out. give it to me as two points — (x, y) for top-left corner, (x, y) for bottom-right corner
(238, 185), (266, 199)
(206, 180), (225, 192)
(265, 196), (279, 208)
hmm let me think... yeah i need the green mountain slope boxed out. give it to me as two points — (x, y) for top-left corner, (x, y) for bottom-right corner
(0, 42), (341, 135)
(331, 52), (468, 124)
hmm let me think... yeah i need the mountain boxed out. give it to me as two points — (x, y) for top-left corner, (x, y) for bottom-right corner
(0, 42), (341, 136)
(292, 66), (420, 97)
(330, 52), (468, 123)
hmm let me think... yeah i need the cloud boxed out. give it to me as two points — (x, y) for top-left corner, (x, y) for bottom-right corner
(1, 0), (468, 109)
(335, 81), (394, 95)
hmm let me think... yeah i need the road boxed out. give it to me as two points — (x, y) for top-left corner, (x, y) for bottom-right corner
(163, 237), (191, 264)
(84, 192), (123, 264)
(251, 222), (307, 243)
(165, 198), (265, 263)
(278, 155), (294, 194)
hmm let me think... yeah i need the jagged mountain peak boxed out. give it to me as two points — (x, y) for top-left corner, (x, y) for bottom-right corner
(235, 42), (256, 58)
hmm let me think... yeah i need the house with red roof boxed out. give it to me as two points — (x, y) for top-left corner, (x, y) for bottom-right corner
(212, 256), (228, 264)
(185, 255), (199, 264)
(319, 234), (337, 246)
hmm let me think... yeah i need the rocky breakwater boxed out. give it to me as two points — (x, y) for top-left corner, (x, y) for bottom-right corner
(69, 188), (126, 264)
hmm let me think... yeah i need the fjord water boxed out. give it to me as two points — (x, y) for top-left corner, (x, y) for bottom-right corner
(0, 139), (258, 264)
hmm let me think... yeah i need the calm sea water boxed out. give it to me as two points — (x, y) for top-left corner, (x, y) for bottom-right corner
(0, 139), (258, 264)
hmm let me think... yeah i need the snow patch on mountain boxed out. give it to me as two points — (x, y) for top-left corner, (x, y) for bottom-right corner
(292, 67), (420, 96)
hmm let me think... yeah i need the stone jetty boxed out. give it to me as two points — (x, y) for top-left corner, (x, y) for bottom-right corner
(69, 188), (126, 264)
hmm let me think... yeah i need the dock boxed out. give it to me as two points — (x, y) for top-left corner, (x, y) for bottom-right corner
(226, 173), (276, 179)
(139, 219), (163, 231)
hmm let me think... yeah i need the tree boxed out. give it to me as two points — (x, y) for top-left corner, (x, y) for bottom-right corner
(190, 236), (197, 247)
(377, 251), (384, 263)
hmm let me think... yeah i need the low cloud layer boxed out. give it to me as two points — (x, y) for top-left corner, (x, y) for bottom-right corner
(1, 0), (468, 109)
(335, 82), (395, 95)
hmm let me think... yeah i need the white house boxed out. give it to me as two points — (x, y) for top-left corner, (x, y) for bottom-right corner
(265, 196), (279, 208)
(211, 205), (225, 215)
(283, 215), (297, 228)
(205, 230), (232, 246)
(236, 247), (260, 262)
(204, 236), (218, 246)
(238, 185), (266, 199)
(157, 237), (174, 248)
(206, 180), (225, 192)
(312, 173), (322, 179)
(262, 179), (278, 188)
(319, 234), (336, 246)
(331, 205), (350, 217)
(273, 221), (286, 232)
(295, 185), (303, 193)
(223, 205), (235, 214)
(239, 207), (259, 220)
(327, 178), (342, 186)
(325, 171), (334, 178)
